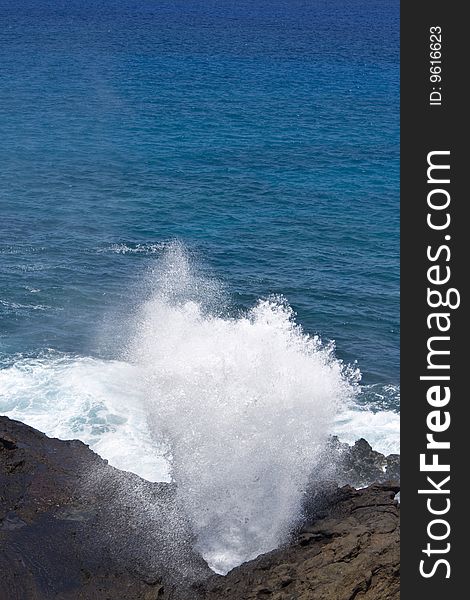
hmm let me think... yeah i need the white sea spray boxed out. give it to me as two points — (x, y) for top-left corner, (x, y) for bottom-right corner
(0, 242), (402, 574)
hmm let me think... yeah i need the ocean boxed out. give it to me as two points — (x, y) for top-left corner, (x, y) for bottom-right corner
(0, 0), (399, 571)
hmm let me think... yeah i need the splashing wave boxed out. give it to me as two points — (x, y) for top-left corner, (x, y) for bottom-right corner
(0, 242), (399, 574)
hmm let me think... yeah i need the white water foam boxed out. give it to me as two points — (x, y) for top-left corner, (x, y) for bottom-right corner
(333, 407), (399, 455)
(97, 242), (168, 255)
(0, 242), (399, 574)
(0, 354), (169, 482)
(0, 355), (399, 482)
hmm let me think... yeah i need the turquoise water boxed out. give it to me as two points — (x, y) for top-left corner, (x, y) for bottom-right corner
(0, 0), (399, 468)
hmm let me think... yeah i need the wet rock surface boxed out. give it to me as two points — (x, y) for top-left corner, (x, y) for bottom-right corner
(1, 417), (399, 600)
(206, 483), (400, 600)
(328, 436), (400, 489)
(0, 416), (211, 600)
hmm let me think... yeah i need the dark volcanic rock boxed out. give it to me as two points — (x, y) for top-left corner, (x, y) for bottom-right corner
(0, 416), (211, 600)
(1, 417), (400, 600)
(205, 483), (400, 600)
(328, 436), (400, 489)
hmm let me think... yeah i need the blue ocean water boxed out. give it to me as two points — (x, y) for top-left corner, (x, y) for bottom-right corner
(0, 0), (399, 472)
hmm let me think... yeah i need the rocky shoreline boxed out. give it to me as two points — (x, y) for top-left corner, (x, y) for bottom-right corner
(1, 416), (399, 600)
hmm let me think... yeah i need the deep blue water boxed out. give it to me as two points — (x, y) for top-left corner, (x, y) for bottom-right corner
(0, 0), (399, 395)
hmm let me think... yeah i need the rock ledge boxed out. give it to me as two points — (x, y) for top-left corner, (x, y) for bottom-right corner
(1, 417), (399, 600)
